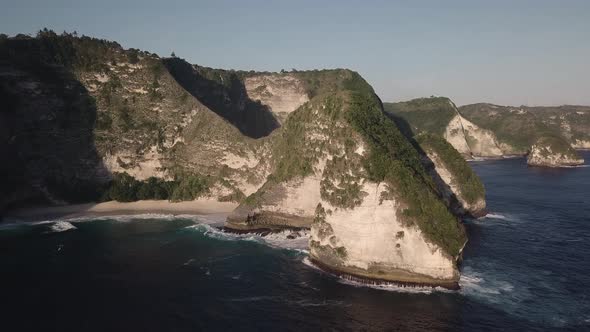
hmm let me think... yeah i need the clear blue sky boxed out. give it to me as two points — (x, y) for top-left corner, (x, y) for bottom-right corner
(2, 0), (589, 106)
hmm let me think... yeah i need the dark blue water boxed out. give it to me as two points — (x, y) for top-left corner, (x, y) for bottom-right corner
(2, 152), (589, 331)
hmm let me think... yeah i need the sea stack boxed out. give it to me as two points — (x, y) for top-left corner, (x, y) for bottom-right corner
(527, 136), (584, 168)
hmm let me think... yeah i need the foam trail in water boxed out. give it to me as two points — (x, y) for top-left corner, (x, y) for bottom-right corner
(459, 267), (515, 302)
(0, 213), (214, 230)
(187, 224), (310, 251)
(483, 213), (508, 220)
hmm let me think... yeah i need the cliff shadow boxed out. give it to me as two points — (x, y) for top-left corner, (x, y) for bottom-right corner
(0, 39), (111, 214)
(163, 58), (280, 139)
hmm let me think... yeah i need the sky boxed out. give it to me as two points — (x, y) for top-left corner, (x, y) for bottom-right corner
(1, 0), (589, 106)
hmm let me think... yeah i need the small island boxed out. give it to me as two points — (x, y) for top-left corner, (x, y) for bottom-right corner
(527, 136), (584, 168)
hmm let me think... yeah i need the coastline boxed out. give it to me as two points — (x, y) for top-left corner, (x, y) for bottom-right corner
(3, 199), (239, 222)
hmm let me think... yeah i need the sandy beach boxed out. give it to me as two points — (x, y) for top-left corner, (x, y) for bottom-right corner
(3, 199), (239, 222)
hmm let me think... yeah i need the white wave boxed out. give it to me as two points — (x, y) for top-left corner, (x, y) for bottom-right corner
(483, 213), (508, 220)
(337, 278), (452, 294)
(459, 268), (514, 300)
(48, 221), (77, 233)
(187, 224), (310, 251)
(560, 164), (589, 168)
(302, 258), (451, 294)
(1, 213), (215, 231)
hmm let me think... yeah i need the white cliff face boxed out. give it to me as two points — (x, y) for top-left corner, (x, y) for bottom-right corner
(527, 145), (584, 167)
(245, 74), (309, 124)
(444, 115), (472, 156)
(310, 182), (459, 286)
(444, 114), (505, 158)
(458, 116), (504, 157)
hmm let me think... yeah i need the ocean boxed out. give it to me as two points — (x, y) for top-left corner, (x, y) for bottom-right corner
(1, 151), (589, 331)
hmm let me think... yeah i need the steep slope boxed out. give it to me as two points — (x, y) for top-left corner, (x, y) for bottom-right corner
(415, 134), (486, 217)
(0, 31), (310, 209)
(226, 75), (467, 288)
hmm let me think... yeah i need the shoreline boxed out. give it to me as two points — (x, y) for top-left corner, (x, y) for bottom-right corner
(309, 257), (460, 290)
(3, 199), (239, 222)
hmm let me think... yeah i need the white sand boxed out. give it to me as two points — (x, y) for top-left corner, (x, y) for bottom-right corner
(5, 199), (238, 222)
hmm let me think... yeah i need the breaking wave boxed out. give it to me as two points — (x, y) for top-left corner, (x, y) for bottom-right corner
(48, 221), (77, 233)
(186, 223), (310, 251)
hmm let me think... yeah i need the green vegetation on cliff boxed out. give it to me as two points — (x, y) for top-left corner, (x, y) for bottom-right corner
(416, 133), (485, 205)
(346, 93), (466, 257)
(459, 103), (590, 152)
(383, 97), (457, 136)
(459, 103), (555, 152)
(102, 172), (210, 202)
(102, 172), (246, 203)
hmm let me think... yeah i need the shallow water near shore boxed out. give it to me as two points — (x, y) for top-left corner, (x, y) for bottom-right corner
(1, 151), (589, 331)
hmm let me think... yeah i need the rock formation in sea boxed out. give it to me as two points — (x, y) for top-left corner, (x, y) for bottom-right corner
(527, 136), (584, 167)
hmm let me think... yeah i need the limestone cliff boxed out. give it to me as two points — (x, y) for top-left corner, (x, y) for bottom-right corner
(226, 79), (467, 288)
(527, 136), (584, 167)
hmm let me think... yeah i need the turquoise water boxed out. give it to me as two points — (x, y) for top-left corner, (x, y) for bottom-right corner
(1, 152), (589, 331)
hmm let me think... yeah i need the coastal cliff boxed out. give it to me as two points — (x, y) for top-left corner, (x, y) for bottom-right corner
(2, 31), (473, 287)
(226, 79), (467, 288)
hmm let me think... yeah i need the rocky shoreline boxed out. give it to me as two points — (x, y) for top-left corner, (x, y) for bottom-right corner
(309, 257), (460, 290)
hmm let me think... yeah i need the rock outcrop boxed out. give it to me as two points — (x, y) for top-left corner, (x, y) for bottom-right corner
(527, 136), (584, 167)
